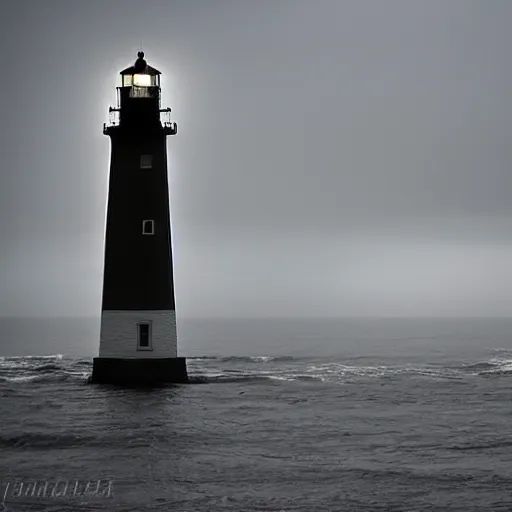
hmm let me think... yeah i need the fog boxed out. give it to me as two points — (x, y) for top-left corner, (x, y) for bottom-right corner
(1, 0), (512, 317)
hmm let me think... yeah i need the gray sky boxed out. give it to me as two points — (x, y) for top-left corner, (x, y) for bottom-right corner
(1, 0), (512, 318)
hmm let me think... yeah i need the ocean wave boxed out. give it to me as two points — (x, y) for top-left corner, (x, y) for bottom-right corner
(72, 360), (93, 367)
(448, 440), (512, 451)
(304, 362), (452, 380)
(463, 361), (496, 370)
(0, 432), (89, 449)
(0, 356), (92, 385)
(33, 363), (64, 372)
(188, 368), (325, 384)
(188, 374), (272, 384)
(343, 466), (479, 485)
(222, 355), (295, 363)
(0, 432), (149, 449)
(464, 358), (512, 375)
(2, 354), (512, 387)
(0, 354), (63, 361)
(188, 355), (295, 363)
(268, 374), (324, 383)
(490, 347), (512, 355)
(0, 374), (72, 384)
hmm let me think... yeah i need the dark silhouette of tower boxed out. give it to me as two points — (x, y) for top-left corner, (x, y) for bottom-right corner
(91, 52), (187, 384)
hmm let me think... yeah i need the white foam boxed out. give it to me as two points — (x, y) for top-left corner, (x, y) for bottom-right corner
(0, 354), (63, 361)
(5, 375), (41, 382)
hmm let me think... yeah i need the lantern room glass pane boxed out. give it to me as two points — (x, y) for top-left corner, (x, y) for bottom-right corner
(133, 74), (152, 87)
(123, 75), (133, 86)
(130, 87), (152, 98)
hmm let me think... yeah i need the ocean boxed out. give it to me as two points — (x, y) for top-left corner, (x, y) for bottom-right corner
(1, 317), (512, 511)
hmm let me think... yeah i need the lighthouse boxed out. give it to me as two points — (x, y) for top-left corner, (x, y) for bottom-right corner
(91, 52), (188, 384)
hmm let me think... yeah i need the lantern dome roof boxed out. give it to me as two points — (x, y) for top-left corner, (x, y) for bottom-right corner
(120, 52), (161, 76)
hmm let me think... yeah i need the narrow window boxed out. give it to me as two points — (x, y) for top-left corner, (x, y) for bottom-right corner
(142, 220), (154, 235)
(140, 154), (153, 169)
(137, 322), (152, 350)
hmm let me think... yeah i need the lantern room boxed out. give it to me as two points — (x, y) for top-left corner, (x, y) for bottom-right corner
(105, 51), (171, 130)
(120, 51), (161, 97)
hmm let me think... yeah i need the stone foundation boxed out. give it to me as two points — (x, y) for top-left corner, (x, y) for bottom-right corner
(90, 357), (188, 384)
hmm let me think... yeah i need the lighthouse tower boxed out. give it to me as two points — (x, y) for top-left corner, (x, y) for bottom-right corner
(91, 52), (188, 384)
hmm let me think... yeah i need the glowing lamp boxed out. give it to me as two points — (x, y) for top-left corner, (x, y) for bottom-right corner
(133, 74), (152, 87)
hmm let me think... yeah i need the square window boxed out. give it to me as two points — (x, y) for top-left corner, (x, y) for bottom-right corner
(140, 154), (153, 169)
(142, 220), (154, 235)
(137, 322), (152, 350)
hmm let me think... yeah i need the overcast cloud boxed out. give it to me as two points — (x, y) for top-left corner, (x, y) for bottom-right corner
(1, 0), (512, 317)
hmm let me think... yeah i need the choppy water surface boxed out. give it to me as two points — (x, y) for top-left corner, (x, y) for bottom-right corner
(1, 318), (512, 511)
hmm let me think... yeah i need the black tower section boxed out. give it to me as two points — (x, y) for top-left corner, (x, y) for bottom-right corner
(103, 53), (176, 311)
(91, 52), (187, 385)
